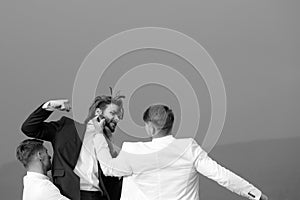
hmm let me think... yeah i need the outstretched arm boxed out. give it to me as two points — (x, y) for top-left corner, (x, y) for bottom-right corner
(93, 118), (132, 177)
(191, 139), (267, 200)
(21, 100), (70, 142)
(94, 133), (132, 177)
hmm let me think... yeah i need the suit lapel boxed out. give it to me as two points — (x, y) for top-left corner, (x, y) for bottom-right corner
(73, 121), (87, 142)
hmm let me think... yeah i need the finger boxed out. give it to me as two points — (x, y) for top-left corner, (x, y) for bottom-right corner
(99, 118), (106, 130)
(65, 105), (72, 112)
(58, 100), (69, 110)
(61, 107), (71, 112)
(53, 99), (69, 105)
(53, 104), (62, 109)
(63, 102), (72, 112)
(52, 99), (69, 109)
(58, 99), (69, 107)
(60, 99), (69, 103)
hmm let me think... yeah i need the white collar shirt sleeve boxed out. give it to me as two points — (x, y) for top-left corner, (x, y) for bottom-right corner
(23, 172), (69, 200)
(191, 139), (262, 200)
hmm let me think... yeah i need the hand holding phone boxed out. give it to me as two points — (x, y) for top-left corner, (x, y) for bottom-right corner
(97, 115), (116, 137)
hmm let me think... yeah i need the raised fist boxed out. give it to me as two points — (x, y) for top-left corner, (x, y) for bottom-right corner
(44, 99), (71, 112)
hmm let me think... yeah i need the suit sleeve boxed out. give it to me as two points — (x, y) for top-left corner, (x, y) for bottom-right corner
(94, 133), (133, 177)
(191, 139), (262, 200)
(21, 102), (65, 142)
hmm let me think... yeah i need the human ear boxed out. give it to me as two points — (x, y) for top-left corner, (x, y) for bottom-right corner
(149, 124), (156, 136)
(95, 108), (102, 117)
(145, 123), (151, 136)
(36, 151), (42, 161)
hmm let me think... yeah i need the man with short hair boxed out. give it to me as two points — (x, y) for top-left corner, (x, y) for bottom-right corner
(16, 139), (69, 200)
(94, 104), (268, 200)
(21, 92), (125, 200)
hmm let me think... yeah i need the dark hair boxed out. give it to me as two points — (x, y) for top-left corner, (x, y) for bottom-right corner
(143, 104), (174, 135)
(84, 89), (125, 124)
(16, 139), (44, 168)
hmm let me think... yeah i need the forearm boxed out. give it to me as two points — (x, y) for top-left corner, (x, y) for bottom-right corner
(21, 103), (53, 132)
(197, 153), (261, 200)
(94, 133), (132, 177)
(21, 101), (64, 142)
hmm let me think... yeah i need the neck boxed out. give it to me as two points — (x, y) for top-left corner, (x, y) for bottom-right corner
(27, 163), (47, 175)
(151, 132), (170, 139)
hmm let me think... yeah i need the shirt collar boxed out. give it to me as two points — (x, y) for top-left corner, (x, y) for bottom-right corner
(26, 171), (50, 180)
(151, 135), (174, 143)
(87, 119), (95, 126)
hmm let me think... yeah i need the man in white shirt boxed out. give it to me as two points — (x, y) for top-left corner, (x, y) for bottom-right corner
(93, 104), (268, 200)
(16, 139), (69, 200)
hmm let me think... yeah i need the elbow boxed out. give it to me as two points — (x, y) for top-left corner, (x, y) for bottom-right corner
(101, 168), (111, 177)
(100, 165), (118, 177)
(21, 121), (34, 137)
(21, 122), (28, 134)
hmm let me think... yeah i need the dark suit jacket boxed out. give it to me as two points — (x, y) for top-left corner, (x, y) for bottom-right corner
(21, 103), (122, 200)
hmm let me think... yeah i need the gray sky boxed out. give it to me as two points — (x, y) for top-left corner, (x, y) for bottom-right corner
(0, 0), (299, 167)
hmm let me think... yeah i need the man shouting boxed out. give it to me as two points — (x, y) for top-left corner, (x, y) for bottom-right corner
(21, 92), (125, 200)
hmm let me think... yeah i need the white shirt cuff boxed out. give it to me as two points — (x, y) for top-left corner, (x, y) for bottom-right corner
(247, 188), (262, 200)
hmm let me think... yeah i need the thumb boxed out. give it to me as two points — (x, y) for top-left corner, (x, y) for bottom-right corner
(59, 99), (69, 103)
(99, 118), (106, 130)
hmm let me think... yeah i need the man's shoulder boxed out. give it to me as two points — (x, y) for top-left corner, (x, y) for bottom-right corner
(59, 116), (86, 127)
(173, 137), (196, 145)
(171, 138), (203, 155)
(23, 177), (60, 200)
(51, 116), (86, 144)
(121, 140), (156, 154)
(121, 138), (196, 149)
(122, 141), (145, 151)
(60, 116), (76, 123)
(24, 174), (53, 190)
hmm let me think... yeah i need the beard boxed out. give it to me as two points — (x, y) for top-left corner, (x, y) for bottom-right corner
(103, 120), (117, 139)
(105, 118), (117, 132)
(97, 116), (117, 135)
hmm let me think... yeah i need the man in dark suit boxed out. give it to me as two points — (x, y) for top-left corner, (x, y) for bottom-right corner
(21, 94), (125, 200)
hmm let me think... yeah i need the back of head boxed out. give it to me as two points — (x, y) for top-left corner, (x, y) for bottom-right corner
(16, 139), (44, 168)
(143, 104), (174, 135)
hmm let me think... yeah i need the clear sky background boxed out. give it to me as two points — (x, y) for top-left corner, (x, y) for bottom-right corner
(0, 1), (299, 199)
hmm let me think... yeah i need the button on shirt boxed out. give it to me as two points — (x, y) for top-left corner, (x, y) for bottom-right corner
(73, 120), (100, 191)
(23, 171), (69, 200)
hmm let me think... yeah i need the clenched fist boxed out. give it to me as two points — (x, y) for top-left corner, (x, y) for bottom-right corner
(43, 99), (71, 112)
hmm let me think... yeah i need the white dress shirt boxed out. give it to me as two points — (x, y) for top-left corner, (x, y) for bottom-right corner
(94, 134), (262, 200)
(73, 120), (100, 191)
(23, 171), (69, 200)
